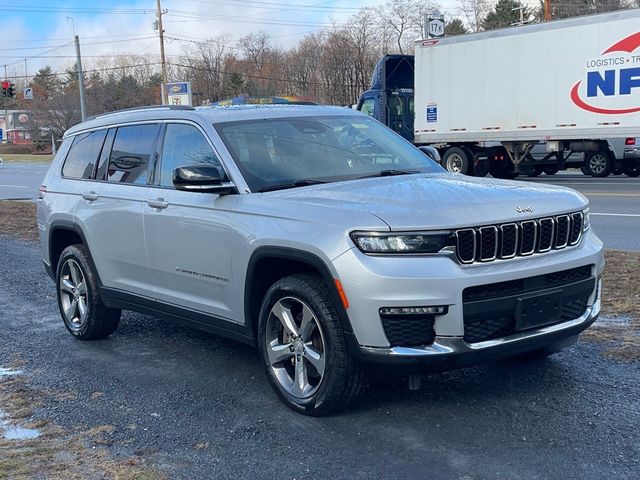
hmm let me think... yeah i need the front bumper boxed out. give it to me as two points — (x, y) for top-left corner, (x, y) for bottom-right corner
(354, 304), (598, 370)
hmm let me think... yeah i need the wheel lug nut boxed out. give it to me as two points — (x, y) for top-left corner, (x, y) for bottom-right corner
(289, 345), (294, 352)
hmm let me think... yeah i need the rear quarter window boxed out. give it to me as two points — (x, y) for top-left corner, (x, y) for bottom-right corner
(61, 130), (108, 179)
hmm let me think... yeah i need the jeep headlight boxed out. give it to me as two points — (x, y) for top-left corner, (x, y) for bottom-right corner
(350, 231), (450, 254)
(583, 207), (590, 231)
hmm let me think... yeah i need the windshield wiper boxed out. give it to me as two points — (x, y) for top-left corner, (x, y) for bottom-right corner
(356, 169), (420, 179)
(257, 179), (327, 192)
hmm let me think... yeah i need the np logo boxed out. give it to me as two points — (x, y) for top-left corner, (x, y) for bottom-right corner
(571, 31), (640, 115)
(516, 206), (534, 213)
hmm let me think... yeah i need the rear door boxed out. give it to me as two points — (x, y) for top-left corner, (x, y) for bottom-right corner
(74, 123), (161, 297)
(143, 121), (237, 321)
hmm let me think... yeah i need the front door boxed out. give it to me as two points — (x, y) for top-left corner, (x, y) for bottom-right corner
(143, 122), (237, 321)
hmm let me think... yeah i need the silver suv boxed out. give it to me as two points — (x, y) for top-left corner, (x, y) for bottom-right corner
(38, 105), (604, 415)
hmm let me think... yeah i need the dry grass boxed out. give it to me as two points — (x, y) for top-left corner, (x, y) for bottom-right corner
(0, 154), (52, 163)
(583, 250), (640, 361)
(0, 201), (38, 242)
(0, 373), (164, 480)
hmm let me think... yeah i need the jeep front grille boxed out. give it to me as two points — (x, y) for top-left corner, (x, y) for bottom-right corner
(454, 212), (584, 264)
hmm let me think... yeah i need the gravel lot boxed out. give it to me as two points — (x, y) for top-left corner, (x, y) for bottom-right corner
(0, 213), (639, 479)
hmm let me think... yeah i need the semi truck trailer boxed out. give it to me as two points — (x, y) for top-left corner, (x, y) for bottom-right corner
(356, 9), (640, 178)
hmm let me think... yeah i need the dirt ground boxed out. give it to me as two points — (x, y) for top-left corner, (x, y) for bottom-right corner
(0, 361), (163, 480)
(0, 154), (53, 163)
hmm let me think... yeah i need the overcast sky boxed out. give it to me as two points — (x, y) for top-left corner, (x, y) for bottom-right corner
(0, 0), (537, 80)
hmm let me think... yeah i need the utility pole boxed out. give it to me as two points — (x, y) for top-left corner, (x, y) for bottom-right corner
(74, 35), (87, 121)
(156, 0), (168, 105)
(544, 0), (551, 21)
(511, 6), (526, 26)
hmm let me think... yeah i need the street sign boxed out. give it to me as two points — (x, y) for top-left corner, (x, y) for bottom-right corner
(426, 14), (445, 39)
(166, 82), (192, 106)
(23, 88), (33, 100)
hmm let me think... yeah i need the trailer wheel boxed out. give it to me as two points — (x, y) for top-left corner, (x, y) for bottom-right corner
(585, 152), (613, 177)
(543, 166), (559, 175)
(443, 147), (472, 175)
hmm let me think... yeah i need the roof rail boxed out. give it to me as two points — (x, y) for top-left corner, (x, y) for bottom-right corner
(86, 104), (195, 121)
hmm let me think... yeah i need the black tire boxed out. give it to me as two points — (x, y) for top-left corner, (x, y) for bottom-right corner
(56, 244), (121, 340)
(623, 160), (640, 177)
(490, 159), (518, 179)
(257, 273), (367, 416)
(584, 151), (613, 177)
(543, 165), (559, 175)
(442, 147), (472, 175)
(580, 165), (590, 175)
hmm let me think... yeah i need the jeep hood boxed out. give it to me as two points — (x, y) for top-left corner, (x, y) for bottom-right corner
(257, 173), (588, 230)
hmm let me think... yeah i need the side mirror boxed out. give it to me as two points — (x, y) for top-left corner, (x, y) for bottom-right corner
(418, 146), (441, 165)
(172, 164), (236, 194)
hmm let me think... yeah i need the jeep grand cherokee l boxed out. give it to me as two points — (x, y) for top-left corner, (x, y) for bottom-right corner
(37, 105), (604, 415)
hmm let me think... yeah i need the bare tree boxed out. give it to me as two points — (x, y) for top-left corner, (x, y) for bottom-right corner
(238, 32), (271, 73)
(458, 0), (491, 32)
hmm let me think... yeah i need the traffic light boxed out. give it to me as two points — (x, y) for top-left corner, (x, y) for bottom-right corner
(7, 83), (15, 98)
(1, 81), (8, 97)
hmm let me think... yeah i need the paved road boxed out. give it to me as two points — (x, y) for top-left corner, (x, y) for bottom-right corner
(0, 161), (49, 200)
(521, 172), (640, 251)
(1, 162), (638, 250)
(0, 237), (638, 479)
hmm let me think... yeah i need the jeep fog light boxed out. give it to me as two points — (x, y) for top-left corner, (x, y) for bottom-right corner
(380, 306), (448, 316)
(350, 232), (450, 254)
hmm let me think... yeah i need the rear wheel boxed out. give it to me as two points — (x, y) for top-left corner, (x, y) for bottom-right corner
(56, 245), (121, 340)
(623, 160), (640, 177)
(257, 273), (367, 415)
(584, 151), (613, 177)
(443, 147), (472, 175)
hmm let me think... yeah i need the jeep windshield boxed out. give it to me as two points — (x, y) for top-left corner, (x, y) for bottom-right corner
(214, 115), (442, 192)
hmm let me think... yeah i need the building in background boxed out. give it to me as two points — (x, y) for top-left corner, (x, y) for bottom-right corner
(4, 111), (33, 144)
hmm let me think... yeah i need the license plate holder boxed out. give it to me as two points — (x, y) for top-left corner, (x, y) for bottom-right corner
(515, 289), (563, 331)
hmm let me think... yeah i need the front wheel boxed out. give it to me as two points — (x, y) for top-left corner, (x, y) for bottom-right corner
(257, 274), (367, 415)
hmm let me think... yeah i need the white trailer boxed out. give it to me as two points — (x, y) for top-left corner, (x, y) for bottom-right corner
(412, 9), (640, 178)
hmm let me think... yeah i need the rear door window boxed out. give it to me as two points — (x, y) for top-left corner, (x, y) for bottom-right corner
(107, 124), (160, 185)
(62, 130), (108, 179)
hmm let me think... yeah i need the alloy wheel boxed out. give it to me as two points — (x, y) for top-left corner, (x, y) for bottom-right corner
(589, 153), (608, 175)
(265, 296), (326, 399)
(59, 259), (89, 331)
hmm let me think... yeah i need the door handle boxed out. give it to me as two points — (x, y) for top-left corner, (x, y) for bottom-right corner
(147, 198), (169, 209)
(82, 191), (99, 201)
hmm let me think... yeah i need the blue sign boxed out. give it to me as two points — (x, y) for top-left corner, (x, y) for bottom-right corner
(426, 104), (438, 123)
(166, 82), (190, 95)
